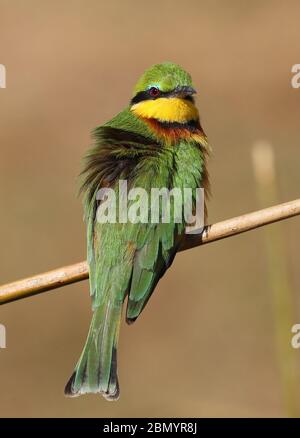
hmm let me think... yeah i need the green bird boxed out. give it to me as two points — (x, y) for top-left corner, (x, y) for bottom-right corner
(65, 62), (210, 400)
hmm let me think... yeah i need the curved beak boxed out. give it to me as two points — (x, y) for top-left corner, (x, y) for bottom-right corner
(173, 85), (196, 98)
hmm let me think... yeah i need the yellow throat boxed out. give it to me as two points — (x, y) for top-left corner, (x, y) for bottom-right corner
(131, 97), (199, 123)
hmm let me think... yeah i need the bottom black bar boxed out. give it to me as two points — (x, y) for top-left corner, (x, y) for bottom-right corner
(0, 418), (300, 433)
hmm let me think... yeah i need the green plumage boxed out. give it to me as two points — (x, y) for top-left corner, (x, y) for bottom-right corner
(64, 63), (209, 400)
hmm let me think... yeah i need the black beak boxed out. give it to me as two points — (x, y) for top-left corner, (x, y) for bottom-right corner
(173, 85), (196, 98)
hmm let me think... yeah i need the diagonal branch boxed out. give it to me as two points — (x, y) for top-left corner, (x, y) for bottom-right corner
(0, 199), (299, 305)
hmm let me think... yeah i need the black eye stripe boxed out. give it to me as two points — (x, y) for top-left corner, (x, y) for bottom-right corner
(131, 90), (165, 105)
(130, 89), (195, 105)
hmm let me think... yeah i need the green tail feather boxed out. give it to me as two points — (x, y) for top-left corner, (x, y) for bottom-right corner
(64, 300), (122, 400)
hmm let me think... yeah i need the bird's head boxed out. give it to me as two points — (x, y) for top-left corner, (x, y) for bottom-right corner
(130, 63), (199, 125)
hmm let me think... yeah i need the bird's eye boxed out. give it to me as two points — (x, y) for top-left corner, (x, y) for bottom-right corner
(148, 87), (160, 97)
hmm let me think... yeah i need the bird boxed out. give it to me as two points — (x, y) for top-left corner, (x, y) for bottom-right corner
(64, 62), (210, 400)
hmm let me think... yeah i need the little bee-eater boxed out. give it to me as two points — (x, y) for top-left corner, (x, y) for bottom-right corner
(65, 63), (210, 400)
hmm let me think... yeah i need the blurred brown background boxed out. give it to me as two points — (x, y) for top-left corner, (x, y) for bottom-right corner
(0, 0), (299, 418)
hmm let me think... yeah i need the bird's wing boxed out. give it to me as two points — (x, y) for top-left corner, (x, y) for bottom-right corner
(80, 121), (162, 309)
(126, 221), (182, 323)
(81, 116), (185, 318)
